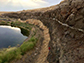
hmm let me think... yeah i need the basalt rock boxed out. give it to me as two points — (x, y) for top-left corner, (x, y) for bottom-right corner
(2, 0), (84, 63)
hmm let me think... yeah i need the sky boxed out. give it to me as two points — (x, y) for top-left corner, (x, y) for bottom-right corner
(0, 0), (62, 11)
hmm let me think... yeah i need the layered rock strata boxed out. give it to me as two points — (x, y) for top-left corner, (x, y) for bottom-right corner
(2, 0), (84, 63)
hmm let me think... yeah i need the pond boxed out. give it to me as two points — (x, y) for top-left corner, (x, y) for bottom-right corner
(0, 25), (28, 48)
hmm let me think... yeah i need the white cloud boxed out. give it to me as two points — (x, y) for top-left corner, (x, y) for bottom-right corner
(32, 0), (48, 3)
(0, 0), (62, 11)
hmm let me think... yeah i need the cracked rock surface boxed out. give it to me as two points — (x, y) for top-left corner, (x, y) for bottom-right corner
(1, 0), (84, 63)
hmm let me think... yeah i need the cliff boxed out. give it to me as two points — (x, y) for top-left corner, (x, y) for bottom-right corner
(1, 0), (84, 63)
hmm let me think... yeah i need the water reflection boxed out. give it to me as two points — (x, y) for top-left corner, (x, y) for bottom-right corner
(0, 25), (27, 48)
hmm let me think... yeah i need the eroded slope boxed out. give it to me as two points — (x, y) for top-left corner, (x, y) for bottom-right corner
(1, 0), (84, 63)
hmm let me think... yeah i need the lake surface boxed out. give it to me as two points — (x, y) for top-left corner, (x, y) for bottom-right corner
(0, 26), (27, 48)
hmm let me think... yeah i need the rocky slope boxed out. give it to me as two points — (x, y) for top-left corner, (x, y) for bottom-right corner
(1, 0), (84, 63)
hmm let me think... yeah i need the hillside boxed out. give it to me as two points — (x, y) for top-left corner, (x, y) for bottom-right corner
(0, 0), (84, 63)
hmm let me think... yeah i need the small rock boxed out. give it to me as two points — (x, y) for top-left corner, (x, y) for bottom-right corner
(53, 18), (55, 20)
(36, 48), (38, 50)
(34, 53), (37, 56)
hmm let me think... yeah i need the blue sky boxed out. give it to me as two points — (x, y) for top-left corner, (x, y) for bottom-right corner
(0, 0), (62, 11)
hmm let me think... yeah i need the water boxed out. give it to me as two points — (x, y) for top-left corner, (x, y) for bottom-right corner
(0, 26), (27, 48)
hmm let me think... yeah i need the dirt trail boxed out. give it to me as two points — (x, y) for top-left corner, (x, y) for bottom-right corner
(25, 19), (50, 63)
(11, 19), (50, 63)
(1, 0), (84, 63)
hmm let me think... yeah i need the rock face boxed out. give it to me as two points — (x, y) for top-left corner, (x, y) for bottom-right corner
(2, 0), (84, 63)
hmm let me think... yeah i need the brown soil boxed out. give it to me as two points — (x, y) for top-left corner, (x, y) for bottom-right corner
(0, 0), (84, 63)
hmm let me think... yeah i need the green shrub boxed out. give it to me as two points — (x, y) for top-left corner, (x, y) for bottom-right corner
(20, 37), (37, 55)
(20, 42), (34, 55)
(20, 27), (30, 36)
(0, 37), (37, 63)
(0, 20), (37, 63)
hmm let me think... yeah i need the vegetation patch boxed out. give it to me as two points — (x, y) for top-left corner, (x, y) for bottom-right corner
(0, 20), (38, 63)
(11, 21), (32, 30)
(20, 27), (29, 36)
(0, 21), (9, 25)
(0, 36), (37, 63)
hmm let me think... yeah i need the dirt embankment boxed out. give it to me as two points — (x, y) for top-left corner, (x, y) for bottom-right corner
(10, 19), (50, 63)
(1, 0), (84, 63)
